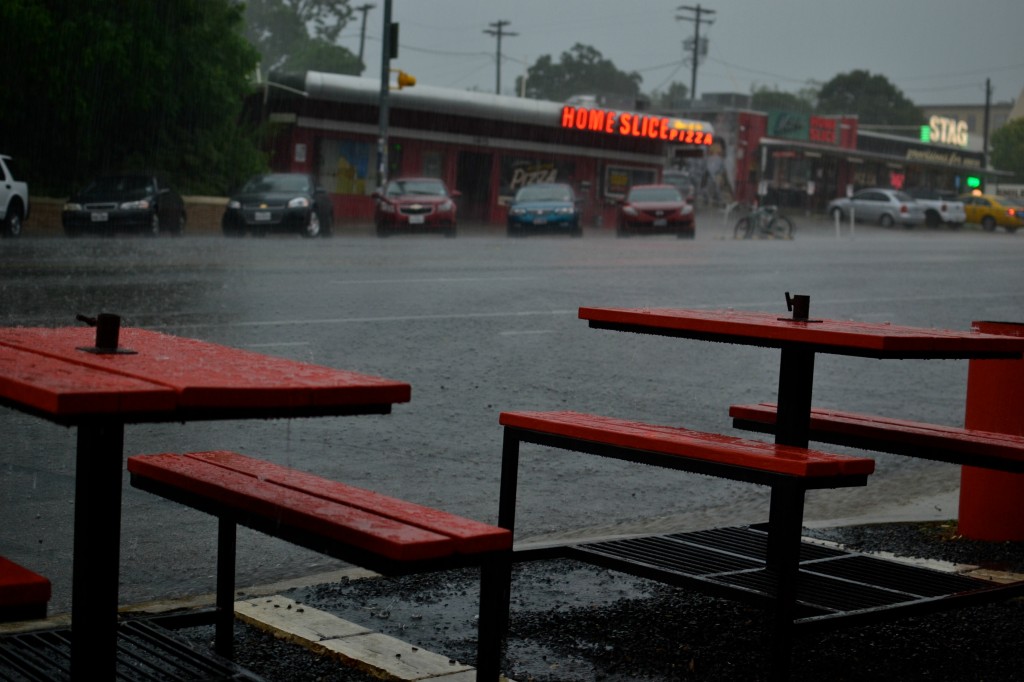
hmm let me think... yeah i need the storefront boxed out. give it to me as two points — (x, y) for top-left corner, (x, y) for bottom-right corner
(696, 108), (989, 212)
(256, 71), (714, 227)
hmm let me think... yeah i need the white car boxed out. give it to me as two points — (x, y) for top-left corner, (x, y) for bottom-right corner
(827, 188), (926, 228)
(0, 155), (29, 238)
(906, 188), (966, 228)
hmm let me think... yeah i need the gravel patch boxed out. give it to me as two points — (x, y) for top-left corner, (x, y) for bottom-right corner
(174, 522), (1024, 681)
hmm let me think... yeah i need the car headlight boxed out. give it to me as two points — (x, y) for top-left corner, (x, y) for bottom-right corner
(509, 207), (525, 215)
(227, 199), (241, 209)
(439, 200), (453, 212)
(119, 199), (151, 210)
(554, 207), (574, 215)
(379, 202), (396, 214)
(288, 197), (310, 209)
(622, 206), (638, 217)
(64, 202), (83, 211)
(680, 205), (694, 215)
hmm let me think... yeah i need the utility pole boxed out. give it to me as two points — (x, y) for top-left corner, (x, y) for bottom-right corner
(377, 0), (392, 188)
(355, 3), (375, 67)
(982, 78), (992, 171)
(484, 20), (517, 95)
(676, 5), (715, 108)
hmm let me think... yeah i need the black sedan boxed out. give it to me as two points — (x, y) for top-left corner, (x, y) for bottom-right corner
(62, 174), (186, 236)
(222, 173), (333, 237)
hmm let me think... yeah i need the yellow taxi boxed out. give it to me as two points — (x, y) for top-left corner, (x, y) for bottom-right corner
(959, 192), (1024, 233)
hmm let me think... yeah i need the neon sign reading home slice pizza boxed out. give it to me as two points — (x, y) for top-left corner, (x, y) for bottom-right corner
(560, 105), (713, 145)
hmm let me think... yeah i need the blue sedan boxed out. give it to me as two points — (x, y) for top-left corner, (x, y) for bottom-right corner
(507, 183), (582, 237)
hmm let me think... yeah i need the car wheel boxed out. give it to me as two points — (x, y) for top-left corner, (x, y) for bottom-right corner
(982, 216), (996, 231)
(147, 213), (161, 236)
(925, 211), (941, 228)
(880, 214), (895, 228)
(2, 206), (23, 238)
(303, 212), (321, 238)
(171, 212), (186, 236)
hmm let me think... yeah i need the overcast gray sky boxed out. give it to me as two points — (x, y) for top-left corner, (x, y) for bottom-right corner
(345, 0), (1023, 106)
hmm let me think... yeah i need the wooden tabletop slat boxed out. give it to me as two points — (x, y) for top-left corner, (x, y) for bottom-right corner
(0, 327), (411, 417)
(578, 307), (1024, 357)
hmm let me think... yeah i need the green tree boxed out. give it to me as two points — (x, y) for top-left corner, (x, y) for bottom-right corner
(817, 70), (923, 126)
(518, 44), (642, 104)
(751, 85), (815, 114)
(991, 118), (1024, 182)
(245, 0), (360, 78)
(0, 0), (265, 195)
(651, 82), (690, 110)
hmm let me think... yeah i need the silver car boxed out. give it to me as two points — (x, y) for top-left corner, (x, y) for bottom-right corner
(827, 188), (926, 228)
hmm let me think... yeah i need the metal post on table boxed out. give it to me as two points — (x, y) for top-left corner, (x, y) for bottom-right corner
(71, 420), (125, 680)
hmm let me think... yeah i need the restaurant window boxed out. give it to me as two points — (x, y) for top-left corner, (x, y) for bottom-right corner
(319, 138), (373, 196)
(603, 165), (657, 200)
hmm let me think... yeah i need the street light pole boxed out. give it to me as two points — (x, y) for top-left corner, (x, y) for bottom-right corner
(356, 3), (375, 67)
(377, 0), (392, 188)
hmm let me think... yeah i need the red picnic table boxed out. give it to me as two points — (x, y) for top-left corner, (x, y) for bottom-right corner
(569, 295), (1024, 679)
(0, 318), (410, 679)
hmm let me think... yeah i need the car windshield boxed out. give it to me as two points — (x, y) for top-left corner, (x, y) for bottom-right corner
(515, 185), (573, 202)
(243, 174), (310, 194)
(386, 179), (445, 196)
(997, 195), (1024, 207)
(84, 175), (154, 195)
(909, 188), (940, 200)
(628, 187), (683, 202)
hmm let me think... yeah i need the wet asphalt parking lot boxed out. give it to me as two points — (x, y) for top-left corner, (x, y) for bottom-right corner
(2, 213), (1024, 679)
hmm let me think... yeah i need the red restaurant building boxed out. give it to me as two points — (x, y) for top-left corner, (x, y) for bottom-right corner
(253, 71), (714, 227)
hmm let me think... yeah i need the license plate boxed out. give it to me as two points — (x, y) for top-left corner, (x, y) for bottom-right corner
(653, 218), (667, 227)
(254, 211), (271, 221)
(409, 215), (425, 225)
(90, 212), (108, 222)
(532, 218), (548, 225)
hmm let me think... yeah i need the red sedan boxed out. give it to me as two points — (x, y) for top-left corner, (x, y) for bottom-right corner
(617, 184), (695, 238)
(373, 177), (459, 237)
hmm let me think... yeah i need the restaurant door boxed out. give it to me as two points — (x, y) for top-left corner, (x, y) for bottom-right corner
(457, 151), (492, 223)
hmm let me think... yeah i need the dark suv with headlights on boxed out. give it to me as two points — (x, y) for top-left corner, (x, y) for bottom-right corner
(62, 173), (186, 236)
(222, 173), (333, 237)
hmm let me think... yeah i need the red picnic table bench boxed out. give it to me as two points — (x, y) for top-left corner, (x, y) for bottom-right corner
(497, 296), (1024, 681)
(0, 317), (514, 681)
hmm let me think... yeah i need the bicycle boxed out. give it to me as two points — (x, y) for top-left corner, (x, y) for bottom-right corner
(733, 204), (794, 239)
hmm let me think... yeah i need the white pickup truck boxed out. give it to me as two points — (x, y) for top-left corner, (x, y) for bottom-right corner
(0, 154), (29, 238)
(906, 187), (966, 228)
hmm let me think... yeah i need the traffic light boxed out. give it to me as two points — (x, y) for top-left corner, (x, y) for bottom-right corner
(394, 70), (416, 89)
(966, 175), (981, 189)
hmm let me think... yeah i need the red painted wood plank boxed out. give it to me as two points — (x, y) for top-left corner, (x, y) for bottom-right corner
(578, 307), (1024, 357)
(0, 327), (411, 411)
(127, 453), (458, 562)
(0, 557), (51, 605)
(500, 410), (875, 477)
(0, 346), (176, 415)
(179, 451), (510, 554)
(730, 402), (1024, 465)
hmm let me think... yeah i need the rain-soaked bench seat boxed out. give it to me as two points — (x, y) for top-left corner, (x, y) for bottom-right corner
(496, 410), (877, 681)
(729, 402), (1024, 472)
(127, 450), (511, 681)
(0, 557), (50, 623)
